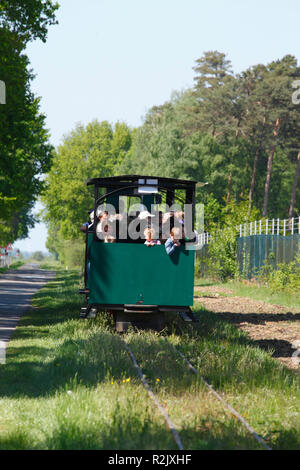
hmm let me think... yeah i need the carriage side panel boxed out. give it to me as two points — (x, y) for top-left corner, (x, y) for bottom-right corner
(88, 242), (194, 307)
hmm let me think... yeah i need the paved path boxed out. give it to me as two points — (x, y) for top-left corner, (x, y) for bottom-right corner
(0, 264), (55, 360)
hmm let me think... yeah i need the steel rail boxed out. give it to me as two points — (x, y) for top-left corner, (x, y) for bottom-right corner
(121, 339), (184, 450)
(170, 342), (272, 451)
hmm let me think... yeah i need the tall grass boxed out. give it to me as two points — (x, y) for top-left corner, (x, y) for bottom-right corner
(0, 267), (299, 449)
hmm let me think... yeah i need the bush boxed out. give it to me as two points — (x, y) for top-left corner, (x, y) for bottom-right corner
(60, 239), (85, 269)
(198, 199), (260, 281)
(206, 226), (238, 281)
(258, 254), (300, 293)
(31, 251), (45, 261)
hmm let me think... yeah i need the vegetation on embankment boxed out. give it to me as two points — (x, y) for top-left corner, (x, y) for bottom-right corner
(0, 1), (58, 246)
(195, 254), (300, 311)
(0, 265), (299, 450)
(0, 260), (25, 274)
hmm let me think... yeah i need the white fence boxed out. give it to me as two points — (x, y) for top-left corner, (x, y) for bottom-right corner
(0, 256), (12, 268)
(198, 217), (300, 246)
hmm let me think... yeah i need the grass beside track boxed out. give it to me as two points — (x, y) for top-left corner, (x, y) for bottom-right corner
(0, 265), (299, 450)
(0, 260), (24, 274)
(195, 277), (300, 311)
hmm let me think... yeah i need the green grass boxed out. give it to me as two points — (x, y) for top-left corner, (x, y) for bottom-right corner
(195, 277), (300, 311)
(0, 260), (24, 274)
(0, 266), (299, 449)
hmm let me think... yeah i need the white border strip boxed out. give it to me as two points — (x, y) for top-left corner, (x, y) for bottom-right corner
(0, 341), (6, 364)
(0, 80), (6, 104)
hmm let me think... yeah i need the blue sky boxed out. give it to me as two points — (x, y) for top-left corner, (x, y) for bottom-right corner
(13, 0), (300, 252)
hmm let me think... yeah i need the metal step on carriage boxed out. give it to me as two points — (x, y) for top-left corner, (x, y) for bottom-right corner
(79, 175), (199, 331)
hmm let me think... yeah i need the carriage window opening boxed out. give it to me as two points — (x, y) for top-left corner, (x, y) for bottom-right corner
(93, 185), (191, 244)
(127, 196), (142, 215)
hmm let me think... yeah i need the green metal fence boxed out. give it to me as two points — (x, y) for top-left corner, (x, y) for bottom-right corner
(195, 233), (300, 278)
(237, 234), (300, 276)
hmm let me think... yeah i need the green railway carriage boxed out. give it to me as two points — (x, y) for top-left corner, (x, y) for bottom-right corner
(79, 175), (198, 331)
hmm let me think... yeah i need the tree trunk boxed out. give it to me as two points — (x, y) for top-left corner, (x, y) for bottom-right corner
(248, 117), (266, 215)
(248, 147), (260, 214)
(226, 171), (232, 204)
(226, 120), (241, 204)
(288, 149), (300, 218)
(262, 118), (280, 217)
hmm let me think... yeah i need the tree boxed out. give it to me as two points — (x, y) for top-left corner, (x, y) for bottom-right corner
(288, 150), (300, 218)
(252, 56), (300, 217)
(31, 250), (44, 261)
(0, 0), (59, 43)
(42, 120), (132, 244)
(0, 26), (53, 244)
(0, 1), (58, 244)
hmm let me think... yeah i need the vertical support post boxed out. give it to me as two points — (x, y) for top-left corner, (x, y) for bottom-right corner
(166, 189), (174, 209)
(266, 219), (268, 235)
(283, 219), (286, 236)
(94, 185), (98, 236)
(259, 220), (262, 235)
(277, 218), (280, 235)
(272, 219), (275, 234)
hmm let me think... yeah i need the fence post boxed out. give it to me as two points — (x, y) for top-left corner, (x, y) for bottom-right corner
(283, 219), (286, 236)
(259, 219), (262, 235)
(277, 218), (280, 235)
(291, 217), (294, 235)
(272, 219), (275, 235)
(266, 219), (269, 235)
(254, 220), (257, 235)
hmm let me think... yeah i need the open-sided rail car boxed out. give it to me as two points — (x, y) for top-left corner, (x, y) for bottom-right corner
(79, 175), (197, 331)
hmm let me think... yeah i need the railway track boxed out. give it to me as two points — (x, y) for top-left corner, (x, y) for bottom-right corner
(120, 331), (272, 451)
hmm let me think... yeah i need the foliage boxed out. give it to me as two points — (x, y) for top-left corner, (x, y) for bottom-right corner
(0, 2), (58, 244)
(120, 51), (300, 221)
(0, 0), (59, 43)
(204, 200), (260, 281)
(205, 226), (238, 281)
(31, 251), (45, 261)
(43, 51), (300, 267)
(42, 120), (132, 260)
(258, 253), (300, 293)
(0, 269), (299, 449)
(0, 259), (24, 273)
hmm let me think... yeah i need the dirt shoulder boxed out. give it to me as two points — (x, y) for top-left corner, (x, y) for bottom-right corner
(194, 286), (300, 373)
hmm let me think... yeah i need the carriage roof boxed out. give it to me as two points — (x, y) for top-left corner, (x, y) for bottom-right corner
(86, 175), (198, 190)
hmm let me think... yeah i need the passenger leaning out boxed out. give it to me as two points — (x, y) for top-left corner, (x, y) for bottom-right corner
(165, 227), (182, 255)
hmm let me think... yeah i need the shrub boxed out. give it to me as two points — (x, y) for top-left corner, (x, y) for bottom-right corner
(198, 199), (260, 281)
(258, 254), (300, 292)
